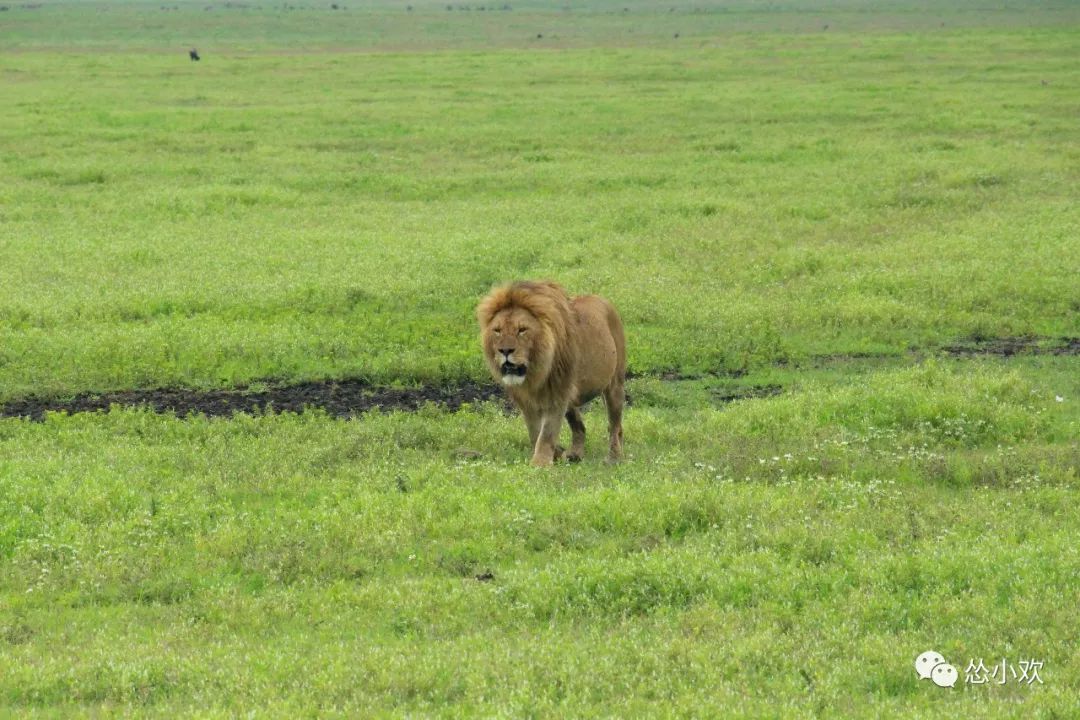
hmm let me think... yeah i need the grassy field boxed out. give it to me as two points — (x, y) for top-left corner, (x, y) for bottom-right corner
(2, 359), (1078, 715)
(1, 0), (1079, 716)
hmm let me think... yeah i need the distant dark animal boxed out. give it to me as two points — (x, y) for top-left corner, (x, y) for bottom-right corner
(822, 24), (829, 30)
(536, 33), (542, 39)
(673, 32), (679, 38)
(189, 48), (201, 61)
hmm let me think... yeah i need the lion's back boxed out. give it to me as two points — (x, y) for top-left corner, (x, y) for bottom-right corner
(571, 294), (626, 394)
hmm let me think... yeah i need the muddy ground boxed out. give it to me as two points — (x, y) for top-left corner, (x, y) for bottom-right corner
(0, 379), (506, 422)
(1, 336), (1075, 421)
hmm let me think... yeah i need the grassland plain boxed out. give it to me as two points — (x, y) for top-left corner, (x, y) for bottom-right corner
(1, 0), (1079, 716)
(2, 3), (1078, 398)
(0, 360), (1078, 716)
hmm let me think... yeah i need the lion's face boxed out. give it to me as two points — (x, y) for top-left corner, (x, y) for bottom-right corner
(483, 307), (549, 387)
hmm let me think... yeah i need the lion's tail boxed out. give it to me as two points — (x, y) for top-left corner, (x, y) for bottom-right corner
(605, 300), (627, 381)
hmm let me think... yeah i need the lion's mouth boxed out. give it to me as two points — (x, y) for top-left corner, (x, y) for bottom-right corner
(500, 362), (527, 377)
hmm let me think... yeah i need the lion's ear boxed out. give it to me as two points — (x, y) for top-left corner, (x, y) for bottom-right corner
(476, 301), (492, 328)
(476, 286), (509, 328)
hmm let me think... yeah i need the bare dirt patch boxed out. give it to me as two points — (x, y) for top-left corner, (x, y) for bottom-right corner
(1, 378), (505, 421)
(2, 336), (1074, 421)
(941, 335), (1079, 358)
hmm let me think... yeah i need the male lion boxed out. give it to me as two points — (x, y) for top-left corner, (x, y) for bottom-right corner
(477, 281), (626, 467)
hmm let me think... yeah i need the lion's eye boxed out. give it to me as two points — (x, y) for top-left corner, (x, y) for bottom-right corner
(517, 328), (527, 336)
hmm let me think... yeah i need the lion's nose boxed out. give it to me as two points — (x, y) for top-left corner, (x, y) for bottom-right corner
(498, 349), (513, 361)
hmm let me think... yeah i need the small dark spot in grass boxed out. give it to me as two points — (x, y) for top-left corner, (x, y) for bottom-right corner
(700, 141), (739, 153)
(2, 622), (34, 645)
(343, 286), (372, 307)
(908, 509), (921, 542)
(927, 139), (958, 151)
(970, 173), (1004, 188)
(63, 170), (107, 186)
(475, 571), (495, 582)
(710, 385), (783, 404)
(453, 448), (483, 461)
(438, 548), (481, 577)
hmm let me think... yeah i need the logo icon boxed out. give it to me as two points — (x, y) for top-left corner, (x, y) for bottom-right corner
(932, 662), (959, 688)
(915, 650), (957, 688)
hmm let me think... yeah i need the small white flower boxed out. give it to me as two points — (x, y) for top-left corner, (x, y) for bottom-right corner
(1055, 395), (1064, 403)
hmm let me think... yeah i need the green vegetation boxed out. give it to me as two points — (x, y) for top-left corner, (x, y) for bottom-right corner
(0, 0), (1077, 716)
(2, 359), (1078, 715)
(2, 2), (1078, 398)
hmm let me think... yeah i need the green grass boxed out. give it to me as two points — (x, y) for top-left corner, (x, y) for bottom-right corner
(2, 4), (1078, 399)
(2, 359), (1078, 715)
(6, 0), (1078, 52)
(1, 0), (1079, 716)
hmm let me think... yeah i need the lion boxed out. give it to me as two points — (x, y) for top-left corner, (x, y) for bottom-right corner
(476, 280), (626, 467)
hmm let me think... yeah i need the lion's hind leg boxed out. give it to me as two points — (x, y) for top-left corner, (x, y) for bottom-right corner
(602, 381), (625, 463)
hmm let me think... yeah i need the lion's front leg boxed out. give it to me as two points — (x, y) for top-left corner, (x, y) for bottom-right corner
(531, 410), (565, 467)
(524, 409), (542, 450)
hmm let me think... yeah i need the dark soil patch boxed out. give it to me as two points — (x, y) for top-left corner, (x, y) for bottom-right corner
(791, 336), (1079, 368)
(633, 337), (1078, 381)
(1, 378), (506, 422)
(941, 336), (1079, 358)
(2, 336), (1074, 422)
(710, 384), (784, 404)
(628, 368), (747, 382)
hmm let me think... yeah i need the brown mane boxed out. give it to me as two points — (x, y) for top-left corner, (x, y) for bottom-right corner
(477, 279), (625, 466)
(477, 281), (580, 404)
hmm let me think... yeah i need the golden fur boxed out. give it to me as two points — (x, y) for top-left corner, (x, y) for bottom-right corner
(477, 281), (626, 466)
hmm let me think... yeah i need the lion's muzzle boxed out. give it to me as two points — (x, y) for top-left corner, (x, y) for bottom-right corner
(500, 361), (527, 377)
(500, 361), (527, 385)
